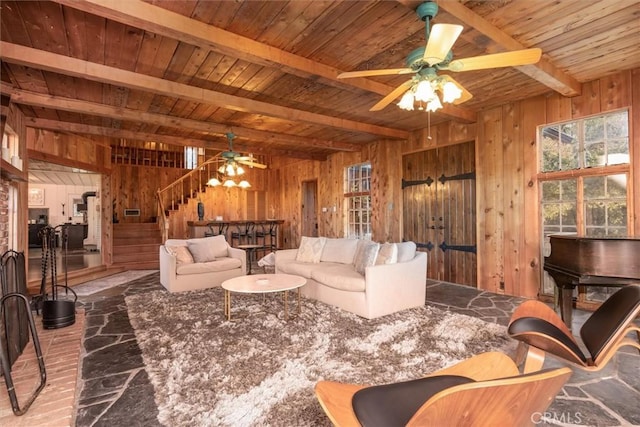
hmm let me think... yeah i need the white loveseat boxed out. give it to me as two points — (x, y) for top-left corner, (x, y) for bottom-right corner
(275, 237), (427, 319)
(159, 235), (246, 292)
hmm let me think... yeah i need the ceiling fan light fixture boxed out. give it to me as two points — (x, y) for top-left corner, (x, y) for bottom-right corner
(398, 91), (415, 110)
(426, 96), (442, 112)
(442, 81), (462, 103)
(225, 163), (236, 176)
(236, 165), (245, 176)
(414, 79), (435, 102)
(238, 180), (251, 189)
(222, 179), (237, 188)
(207, 177), (222, 187)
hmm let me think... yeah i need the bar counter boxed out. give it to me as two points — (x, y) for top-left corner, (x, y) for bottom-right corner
(187, 219), (284, 250)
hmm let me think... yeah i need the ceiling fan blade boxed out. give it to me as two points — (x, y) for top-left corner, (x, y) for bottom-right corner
(338, 68), (413, 79)
(447, 48), (542, 72)
(423, 24), (463, 66)
(370, 79), (414, 112)
(237, 159), (267, 169)
(440, 74), (473, 105)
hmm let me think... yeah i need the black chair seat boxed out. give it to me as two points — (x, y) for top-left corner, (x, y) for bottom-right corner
(352, 375), (474, 427)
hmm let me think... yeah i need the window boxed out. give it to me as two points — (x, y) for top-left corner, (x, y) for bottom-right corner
(541, 110), (629, 171)
(539, 110), (630, 300)
(184, 146), (203, 170)
(344, 162), (371, 240)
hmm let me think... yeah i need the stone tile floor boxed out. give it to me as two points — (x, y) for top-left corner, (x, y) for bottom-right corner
(5, 272), (638, 426)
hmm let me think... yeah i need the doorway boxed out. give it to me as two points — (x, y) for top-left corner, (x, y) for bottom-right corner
(301, 180), (318, 237)
(402, 141), (477, 286)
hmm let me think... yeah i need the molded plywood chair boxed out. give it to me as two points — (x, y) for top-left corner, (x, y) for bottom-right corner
(315, 352), (571, 427)
(508, 284), (640, 373)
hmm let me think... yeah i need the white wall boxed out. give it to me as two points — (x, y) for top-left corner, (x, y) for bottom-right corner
(28, 183), (98, 227)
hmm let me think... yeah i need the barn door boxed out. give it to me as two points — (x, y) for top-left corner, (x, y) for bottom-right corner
(402, 141), (477, 286)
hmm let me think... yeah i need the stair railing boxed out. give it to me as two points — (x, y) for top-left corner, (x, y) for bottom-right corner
(156, 154), (223, 241)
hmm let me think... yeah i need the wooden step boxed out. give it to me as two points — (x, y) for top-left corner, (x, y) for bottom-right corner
(112, 247), (159, 264)
(111, 260), (159, 270)
(27, 265), (126, 294)
(113, 236), (162, 246)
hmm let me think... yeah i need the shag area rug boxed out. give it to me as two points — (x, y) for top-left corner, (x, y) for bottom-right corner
(126, 287), (514, 427)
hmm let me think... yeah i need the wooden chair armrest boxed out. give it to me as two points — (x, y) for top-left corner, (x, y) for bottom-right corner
(425, 352), (519, 382)
(315, 381), (366, 427)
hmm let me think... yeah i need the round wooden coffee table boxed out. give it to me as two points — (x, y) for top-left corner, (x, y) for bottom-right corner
(221, 273), (306, 321)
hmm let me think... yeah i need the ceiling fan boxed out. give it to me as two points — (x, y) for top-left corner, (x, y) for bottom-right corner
(219, 132), (267, 171)
(338, 1), (542, 112)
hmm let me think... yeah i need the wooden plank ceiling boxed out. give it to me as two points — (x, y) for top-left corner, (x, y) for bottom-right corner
(1, 0), (639, 162)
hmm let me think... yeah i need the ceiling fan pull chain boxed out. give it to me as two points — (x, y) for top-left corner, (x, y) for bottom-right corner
(427, 111), (432, 140)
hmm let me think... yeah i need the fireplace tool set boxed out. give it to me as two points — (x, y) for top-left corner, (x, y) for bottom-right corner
(34, 225), (78, 329)
(0, 250), (46, 415)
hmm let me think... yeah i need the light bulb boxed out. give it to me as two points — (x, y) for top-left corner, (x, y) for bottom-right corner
(442, 81), (462, 103)
(397, 91), (415, 110)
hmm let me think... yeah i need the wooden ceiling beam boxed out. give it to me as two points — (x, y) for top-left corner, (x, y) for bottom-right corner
(397, 0), (581, 97)
(51, 0), (476, 123)
(3, 87), (326, 160)
(24, 117), (328, 161)
(0, 42), (408, 140)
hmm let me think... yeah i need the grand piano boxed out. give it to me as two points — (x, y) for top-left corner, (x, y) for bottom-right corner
(544, 234), (640, 327)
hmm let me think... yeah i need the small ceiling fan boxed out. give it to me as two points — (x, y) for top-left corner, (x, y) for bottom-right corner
(220, 132), (267, 170)
(338, 1), (542, 112)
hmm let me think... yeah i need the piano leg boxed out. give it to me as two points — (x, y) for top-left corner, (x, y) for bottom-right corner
(557, 285), (575, 329)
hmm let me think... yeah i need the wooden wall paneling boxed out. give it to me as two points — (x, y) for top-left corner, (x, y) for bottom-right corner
(545, 92), (572, 123)
(571, 79), (601, 118)
(6, 105), (28, 254)
(599, 70), (632, 112)
(521, 95), (547, 298)
(476, 107), (505, 293)
(370, 139), (402, 243)
(501, 102), (524, 296)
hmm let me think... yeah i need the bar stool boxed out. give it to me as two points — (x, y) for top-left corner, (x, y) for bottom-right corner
(231, 222), (256, 247)
(256, 222), (278, 253)
(204, 222), (229, 239)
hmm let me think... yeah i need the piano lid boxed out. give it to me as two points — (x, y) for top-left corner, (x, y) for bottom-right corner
(545, 234), (640, 279)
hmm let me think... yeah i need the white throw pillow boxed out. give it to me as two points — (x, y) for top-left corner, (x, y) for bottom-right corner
(165, 245), (194, 265)
(187, 240), (218, 263)
(186, 235), (228, 258)
(375, 242), (398, 265)
(296, 236), (327, 263)
(320, 238), (359, 264)
(396, 241), (417, 263)
(354, 241), (380, 275)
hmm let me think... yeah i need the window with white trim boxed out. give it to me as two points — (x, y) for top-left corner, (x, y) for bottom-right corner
(184, 146), (203, 170)
(539, 109), (630, 300)
(344, 162), (372, 240)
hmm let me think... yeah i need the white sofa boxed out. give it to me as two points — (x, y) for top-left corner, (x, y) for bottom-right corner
(159, 235), (246, 292)
(275, 237), (427, 319)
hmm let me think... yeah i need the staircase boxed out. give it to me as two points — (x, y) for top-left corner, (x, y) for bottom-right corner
(112, 223), (162, 269)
